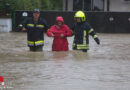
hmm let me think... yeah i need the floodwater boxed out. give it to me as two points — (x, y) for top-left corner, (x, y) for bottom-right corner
(0, 32), (130, 90)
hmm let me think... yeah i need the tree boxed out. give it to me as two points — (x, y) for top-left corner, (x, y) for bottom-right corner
(31, 0), (42, 10)
(50, 0), (63, 10)
(0, 0), (63, 12)
(23, 0), (33, 10)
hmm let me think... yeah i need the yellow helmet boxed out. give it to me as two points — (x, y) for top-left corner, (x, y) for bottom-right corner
(74, 11), (86, 22)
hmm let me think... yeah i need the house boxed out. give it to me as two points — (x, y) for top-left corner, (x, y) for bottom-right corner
(63, 0), (130, 12)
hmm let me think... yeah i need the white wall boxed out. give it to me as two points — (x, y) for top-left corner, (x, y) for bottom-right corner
(67, 0), (73, 11)
(0, 18), (12, 32)
(62, 0), (73, 11)
(110, 0), (130, 12)
(93, 0), (104, 10)
(63, 0), (66, 11)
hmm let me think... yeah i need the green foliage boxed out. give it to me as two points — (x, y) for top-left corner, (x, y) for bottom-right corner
(0, 0), (62, 11)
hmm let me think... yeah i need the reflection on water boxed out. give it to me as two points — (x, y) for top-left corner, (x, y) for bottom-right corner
(0, 32), (130, 90)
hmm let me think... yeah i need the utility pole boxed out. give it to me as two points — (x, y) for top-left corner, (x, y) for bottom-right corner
(65, 0), (68, 11)
(91, 0), (94, 11)
(82, 0), (84, 11)
(103, 0), (105, 11)
(107, 0), (110, 11)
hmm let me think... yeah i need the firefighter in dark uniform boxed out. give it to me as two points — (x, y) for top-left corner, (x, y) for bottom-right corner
(20, 9), (48, 51)
(72, 11), (100, 52)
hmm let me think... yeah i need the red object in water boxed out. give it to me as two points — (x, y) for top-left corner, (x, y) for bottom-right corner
(0, 76), (5, 86)
(0, 76), (4, 82)
(47, 16), (72, 51)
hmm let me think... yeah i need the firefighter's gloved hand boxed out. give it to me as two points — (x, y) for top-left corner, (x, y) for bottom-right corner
(17, 24), (23, 32)
(17, 26), (22, 32)
(94, 38), (100, 45)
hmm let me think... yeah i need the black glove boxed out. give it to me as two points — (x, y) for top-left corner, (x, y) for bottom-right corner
(16, 26), (22, 32)
(17, 24), (23, 32)
(94, 38), (100, 45)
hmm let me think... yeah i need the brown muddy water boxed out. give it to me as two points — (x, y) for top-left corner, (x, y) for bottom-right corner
(0, 32), (130, 90)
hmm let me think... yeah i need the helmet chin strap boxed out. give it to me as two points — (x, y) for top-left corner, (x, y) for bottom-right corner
(76, 18), (85, 23)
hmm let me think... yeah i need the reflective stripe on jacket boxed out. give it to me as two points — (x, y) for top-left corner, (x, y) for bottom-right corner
(72, 21), (98, 50)
(22, 17), (48, 47)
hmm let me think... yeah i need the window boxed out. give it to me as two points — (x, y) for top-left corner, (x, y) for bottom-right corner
(73, 0), (104, 11)
(73, 0), (83, 11)
(93, 0), (104, 11)
(84, 0), (92, 11)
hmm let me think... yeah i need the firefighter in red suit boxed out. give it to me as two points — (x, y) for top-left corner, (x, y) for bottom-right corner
(47, 16), (72, 51)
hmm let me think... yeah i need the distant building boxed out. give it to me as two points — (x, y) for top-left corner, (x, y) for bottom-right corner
(63, 0), (130, 12)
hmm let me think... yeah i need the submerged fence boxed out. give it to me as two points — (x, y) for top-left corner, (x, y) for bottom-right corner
(14, 11), (130, 33)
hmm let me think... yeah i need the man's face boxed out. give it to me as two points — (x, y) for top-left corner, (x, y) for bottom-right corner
(76, 17), (81, 22)
(33, 12), (40, 19)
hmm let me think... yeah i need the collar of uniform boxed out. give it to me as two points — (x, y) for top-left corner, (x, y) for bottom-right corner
(77, 21), (85, 24)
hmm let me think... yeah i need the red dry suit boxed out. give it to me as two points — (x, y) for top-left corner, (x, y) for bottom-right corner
(47, 16), (72, 51)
